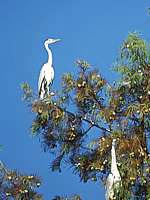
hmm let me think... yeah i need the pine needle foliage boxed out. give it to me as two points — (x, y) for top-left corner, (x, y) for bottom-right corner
(22, 33), (150, 199)
(0, 161), (42, 200)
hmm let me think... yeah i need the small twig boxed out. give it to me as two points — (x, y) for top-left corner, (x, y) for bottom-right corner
(83, 125), (93, 135)
(82, 117), (111, 133)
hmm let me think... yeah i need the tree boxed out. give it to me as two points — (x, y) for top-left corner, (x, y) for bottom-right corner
(21, 33), (150, 199)
(4, 32), (149, 199)
(0, 161), (42, 199)
(0, 160), (81, 200)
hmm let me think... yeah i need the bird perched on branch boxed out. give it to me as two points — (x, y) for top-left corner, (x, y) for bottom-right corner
(38, 38), (60, 99)
(105, 139), (121, 200)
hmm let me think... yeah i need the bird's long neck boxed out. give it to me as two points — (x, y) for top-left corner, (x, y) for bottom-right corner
(111, 144), (118, 173)
(45, 43), (52, 66)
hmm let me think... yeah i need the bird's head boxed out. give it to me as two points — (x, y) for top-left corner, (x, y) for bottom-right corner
(112, 139), (116, 146)
(44, 38), (61, 46)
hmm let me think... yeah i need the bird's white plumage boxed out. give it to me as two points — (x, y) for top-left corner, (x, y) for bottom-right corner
(105, 139), (121, 200)
(105, 173), (114, 200)
(38, 38), (60, 99)
(38, 64), (54, 99)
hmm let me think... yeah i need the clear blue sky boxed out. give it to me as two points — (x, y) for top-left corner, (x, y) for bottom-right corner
(0, 0), (149, 199)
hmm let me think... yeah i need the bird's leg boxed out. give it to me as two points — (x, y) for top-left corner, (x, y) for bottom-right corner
(47, 84), (50, 96)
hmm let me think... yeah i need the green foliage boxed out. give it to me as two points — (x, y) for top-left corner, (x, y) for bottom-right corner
(21, 82), (33, 101)
(120, 33), (147, 64)
(0, 161), (42, 200)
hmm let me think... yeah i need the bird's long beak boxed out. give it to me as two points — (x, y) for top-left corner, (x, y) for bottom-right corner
(54, 39), (61, 43)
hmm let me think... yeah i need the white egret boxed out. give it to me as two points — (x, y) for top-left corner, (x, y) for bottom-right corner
(38, 38), (60, 99)
(105, 139), (121, 200)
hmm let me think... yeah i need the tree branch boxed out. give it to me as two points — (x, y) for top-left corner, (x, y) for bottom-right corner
(55, 105), (111, 134)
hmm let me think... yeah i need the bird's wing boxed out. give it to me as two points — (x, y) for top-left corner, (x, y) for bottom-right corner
(112, 167), (121, 182)
(44, 66), (54, 85)
(38, 64), (46, 94)
(106, 173), (114, 190)
(105, 173), (114, 200)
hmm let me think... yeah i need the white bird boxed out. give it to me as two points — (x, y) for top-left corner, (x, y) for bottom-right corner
(105, 139), (121, 200)
(38, 38), (60, 99)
